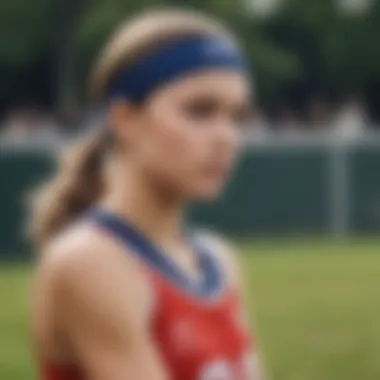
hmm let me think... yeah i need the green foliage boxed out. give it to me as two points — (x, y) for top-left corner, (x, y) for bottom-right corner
(0, 0), (379, 114)
(0, 0), (51, 64)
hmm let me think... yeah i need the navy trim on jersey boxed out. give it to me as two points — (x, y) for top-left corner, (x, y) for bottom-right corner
(89, 209), (225, 299)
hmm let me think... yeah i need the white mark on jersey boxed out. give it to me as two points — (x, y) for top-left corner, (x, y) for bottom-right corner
(198, 352), (262, 380)
(199, 359), (234, 380)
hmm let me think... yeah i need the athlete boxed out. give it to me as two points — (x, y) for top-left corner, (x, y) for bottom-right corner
(31, 9), (262, 380)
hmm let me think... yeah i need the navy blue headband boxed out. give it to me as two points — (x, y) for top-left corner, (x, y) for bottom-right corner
(107, 35), (247, 102)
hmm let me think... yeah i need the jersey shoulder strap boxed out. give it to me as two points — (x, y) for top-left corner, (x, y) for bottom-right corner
(192, 228), (239, 288)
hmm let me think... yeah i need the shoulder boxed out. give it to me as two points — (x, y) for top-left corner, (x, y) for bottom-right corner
(38, 223), (126, 278)
(35, 222), (148, 312)
(194, 228), (241, 286)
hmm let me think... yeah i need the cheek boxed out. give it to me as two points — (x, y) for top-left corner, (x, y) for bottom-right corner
(143, 111), (207, 175)
(139, 103), (240, 198)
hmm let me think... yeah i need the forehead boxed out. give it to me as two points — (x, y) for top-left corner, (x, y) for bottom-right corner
(152, 70), (251, 104)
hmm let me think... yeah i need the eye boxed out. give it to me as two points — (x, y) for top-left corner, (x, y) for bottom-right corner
(182, 97), (219, 120)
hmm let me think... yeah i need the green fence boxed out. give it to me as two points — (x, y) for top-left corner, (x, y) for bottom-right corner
(191, 146), (330, 235)
(0, 150), (55, 256)
(1, 141), (380, 256)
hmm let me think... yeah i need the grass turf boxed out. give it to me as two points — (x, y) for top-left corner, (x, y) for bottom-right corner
(1, 239), (380, 379)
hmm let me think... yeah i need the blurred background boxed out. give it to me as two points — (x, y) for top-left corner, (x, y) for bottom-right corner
(1, 0), (380, 379)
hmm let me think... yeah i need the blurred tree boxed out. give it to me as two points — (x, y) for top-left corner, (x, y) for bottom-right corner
(0, 0), (51, 64)
(0, 0), (52, 113)
(0, 0), (379, 121)
(52, 0), (86, 123)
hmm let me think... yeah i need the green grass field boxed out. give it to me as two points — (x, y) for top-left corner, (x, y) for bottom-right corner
(1, 239), (380, 379)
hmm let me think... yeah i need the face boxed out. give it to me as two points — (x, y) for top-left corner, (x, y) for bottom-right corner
(111, 70), (251, 200)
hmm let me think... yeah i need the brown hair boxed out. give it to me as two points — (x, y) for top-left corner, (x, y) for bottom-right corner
(30, 9), (232, 246)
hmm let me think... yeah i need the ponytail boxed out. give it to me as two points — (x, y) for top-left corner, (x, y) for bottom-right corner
(30, 131), (109, 247)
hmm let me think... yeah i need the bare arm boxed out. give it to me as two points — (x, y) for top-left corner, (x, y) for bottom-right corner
(44, 229), (168, 380)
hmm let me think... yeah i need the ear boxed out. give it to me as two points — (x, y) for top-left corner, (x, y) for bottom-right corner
(107, 100), (140, 143)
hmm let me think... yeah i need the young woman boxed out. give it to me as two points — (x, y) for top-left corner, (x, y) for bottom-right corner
(31, 9), (262, 380)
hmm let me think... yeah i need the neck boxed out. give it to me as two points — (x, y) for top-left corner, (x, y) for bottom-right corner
(101, 159), (185, 246)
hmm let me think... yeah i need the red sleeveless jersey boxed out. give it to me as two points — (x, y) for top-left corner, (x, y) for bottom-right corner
(41, 211), (256, 380)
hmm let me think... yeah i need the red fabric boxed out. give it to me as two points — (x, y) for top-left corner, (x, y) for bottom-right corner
(41, 270), (252, 380)
(42, 363), (83, 380)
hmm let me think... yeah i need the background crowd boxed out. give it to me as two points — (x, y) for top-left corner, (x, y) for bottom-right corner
(0, 94), (369, 143)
